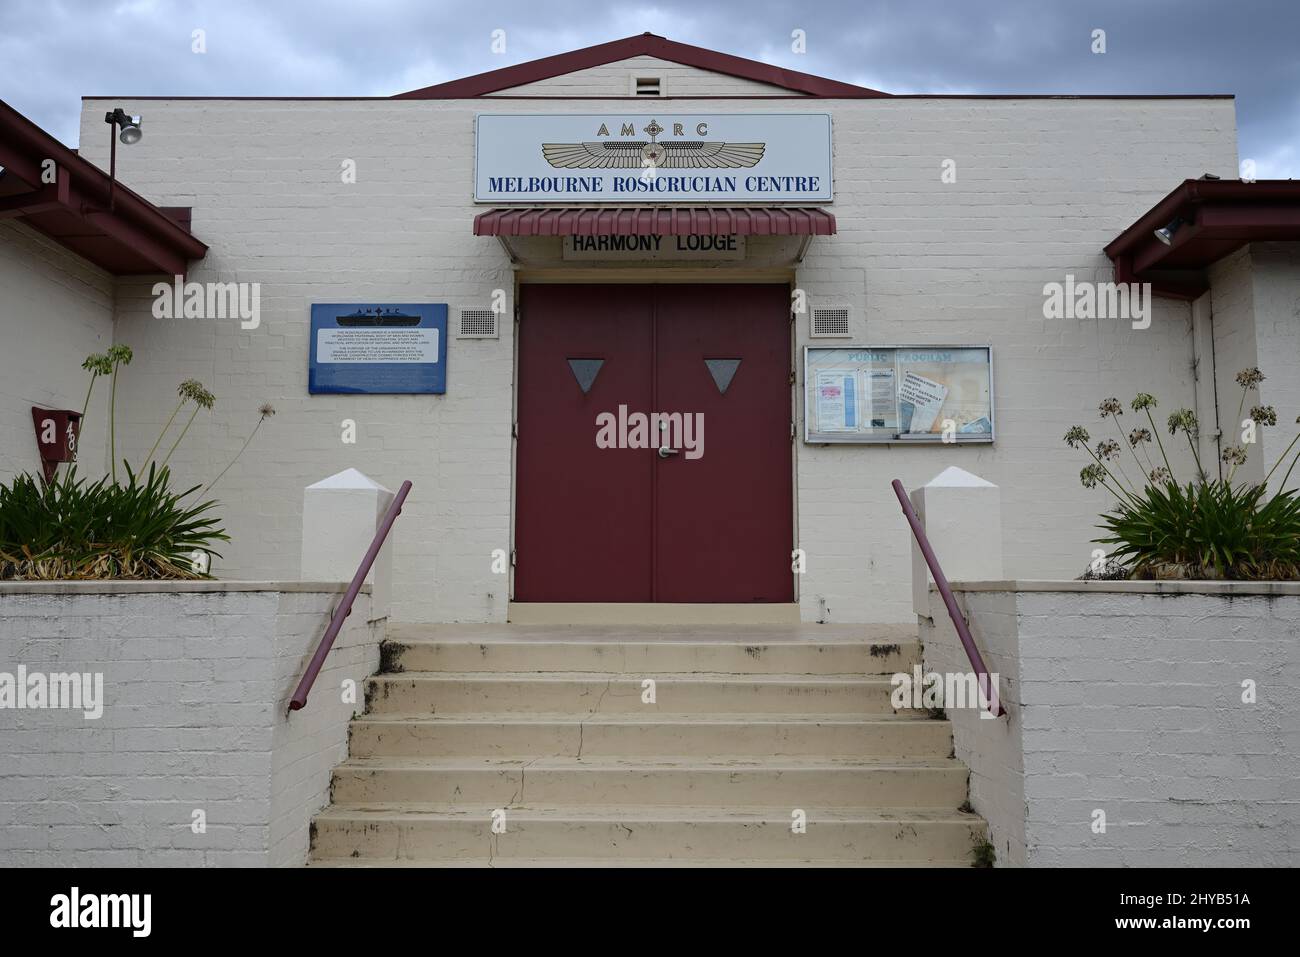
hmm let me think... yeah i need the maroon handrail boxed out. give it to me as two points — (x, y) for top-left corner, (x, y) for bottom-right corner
(288, 479), (412, 712)
(891, 478), (1004, 718)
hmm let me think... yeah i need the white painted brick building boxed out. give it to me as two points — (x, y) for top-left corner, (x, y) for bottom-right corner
(3, 33), (1297, 624)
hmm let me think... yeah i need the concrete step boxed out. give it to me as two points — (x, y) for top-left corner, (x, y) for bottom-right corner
(329, 756), (969, 808)
(349, 712), (954, 759)
(309, 858), (972, 867)
(308, 625), (985, 867)
(383, 625), (918, 676)
(310, 804), (986, 863)
(365, 672), (907, 715)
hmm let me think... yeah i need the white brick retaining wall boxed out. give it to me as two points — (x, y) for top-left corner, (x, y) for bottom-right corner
(920, 580), (1300, 867)
(0, 581), (382, 867)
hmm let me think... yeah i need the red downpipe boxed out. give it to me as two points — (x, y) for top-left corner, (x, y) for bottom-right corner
(891, 478), (1004, 718)
(288, 480), (412, 713)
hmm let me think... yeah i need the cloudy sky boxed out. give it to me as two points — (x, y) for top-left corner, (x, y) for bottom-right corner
(2, 0), (1296, 176)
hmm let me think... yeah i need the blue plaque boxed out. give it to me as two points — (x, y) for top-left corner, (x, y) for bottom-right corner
(309, 303), (447, 394)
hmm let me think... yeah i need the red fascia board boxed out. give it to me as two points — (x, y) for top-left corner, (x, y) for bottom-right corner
(1197, 204), (1300, 230)
(1103, 180), (1199, 260)
(394, 33), (888, 99)
(1105, 180), (1300, 293)
(0, 98), (207, 265)
(1105, 180), (1300, 260)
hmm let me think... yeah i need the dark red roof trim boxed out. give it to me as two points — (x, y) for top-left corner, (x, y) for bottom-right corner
(397, 33), (888, 99)
(0, 98), (207, 276)
(473, 206), (836, 237)
(1104, 179), (1300, 300)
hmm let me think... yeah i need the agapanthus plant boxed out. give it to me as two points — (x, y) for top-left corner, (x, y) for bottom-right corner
(1, 354), (270, 580)
(1064, 369), (1300, 580)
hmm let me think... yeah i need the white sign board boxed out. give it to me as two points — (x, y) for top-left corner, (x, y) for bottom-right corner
(475, 113), (833, 203)
(316, 328), (440, 364)
(563, 234), (745, 261)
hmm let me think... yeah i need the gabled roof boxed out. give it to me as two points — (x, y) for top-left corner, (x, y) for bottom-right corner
(0, 98), (207, 276)
(395, 33), (889, 99)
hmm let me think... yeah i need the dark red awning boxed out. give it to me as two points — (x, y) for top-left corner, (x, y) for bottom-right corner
(473, 206), (836, 237)
(0, 99), (207, 276)
(1104, 178), (1300, 300)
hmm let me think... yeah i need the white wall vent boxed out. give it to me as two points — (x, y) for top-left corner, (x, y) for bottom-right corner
(631, 74), (665, 96)
(810, 306), (852, 338)
(457, 308), (499, 339)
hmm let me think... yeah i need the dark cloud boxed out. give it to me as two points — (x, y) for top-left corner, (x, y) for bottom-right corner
(1, 0), (1295, 175)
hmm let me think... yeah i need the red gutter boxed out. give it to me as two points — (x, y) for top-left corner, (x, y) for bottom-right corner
(1104, 179), (1300, 259)
(1103, 179), (1300, 300)
(0, 98), (208, 270)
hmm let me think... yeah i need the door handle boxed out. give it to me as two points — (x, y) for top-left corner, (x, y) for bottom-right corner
(658, 445), (679, 458)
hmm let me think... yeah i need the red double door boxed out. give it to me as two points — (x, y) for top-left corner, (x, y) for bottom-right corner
(515, 283), (793, 603)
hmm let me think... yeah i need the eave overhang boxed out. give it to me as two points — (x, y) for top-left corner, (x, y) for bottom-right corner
(0, 98), (208, 277)
(1104, 179), (1300, 300)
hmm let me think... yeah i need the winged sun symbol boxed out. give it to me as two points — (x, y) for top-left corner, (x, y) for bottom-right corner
(542, 118), (765, 169)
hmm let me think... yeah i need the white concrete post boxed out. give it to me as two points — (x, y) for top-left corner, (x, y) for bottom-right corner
(301, 468), (394, 621)
(910, 466), (1004, 617)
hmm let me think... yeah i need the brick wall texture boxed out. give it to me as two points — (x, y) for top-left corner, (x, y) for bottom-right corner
(0, 586), (381, 867)
(923, 586), (1299, 867)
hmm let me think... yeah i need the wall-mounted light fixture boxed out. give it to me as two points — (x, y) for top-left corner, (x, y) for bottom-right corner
(102, 107), (143, 210)
(1154, 215), (1186, 246)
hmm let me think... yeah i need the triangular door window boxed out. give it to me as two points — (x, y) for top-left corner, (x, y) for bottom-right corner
(705, 358), (741, 395)
(567, 358), (604, 395)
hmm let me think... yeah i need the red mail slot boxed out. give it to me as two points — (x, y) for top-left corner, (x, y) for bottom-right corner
(31, 407), (83, 482)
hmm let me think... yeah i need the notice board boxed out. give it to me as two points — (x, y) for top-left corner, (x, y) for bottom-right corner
(309, 304), (447, 395)
(803, 346), (994, 444)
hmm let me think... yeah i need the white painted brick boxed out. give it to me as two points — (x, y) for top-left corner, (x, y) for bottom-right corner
(18, 91), (1237, 624)
(0, 585), (381, 866)
(926, 585), (1300, 867)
